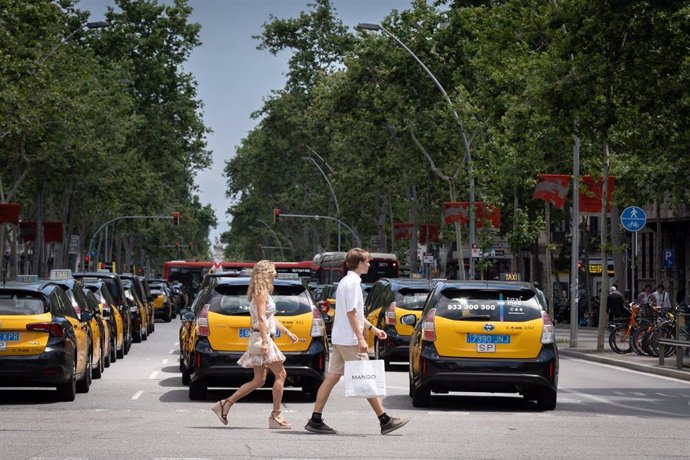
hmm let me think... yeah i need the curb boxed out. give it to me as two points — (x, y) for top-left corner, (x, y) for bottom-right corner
(559, 348), (690, 382)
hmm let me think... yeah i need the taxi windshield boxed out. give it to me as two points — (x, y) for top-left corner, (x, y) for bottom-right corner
(210, 284), (312, 317)
(395, 289), (430, 310)
(0, 292), (47, 315)
(436, 288), (542, 322)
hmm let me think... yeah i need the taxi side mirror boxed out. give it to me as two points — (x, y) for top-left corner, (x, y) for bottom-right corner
(102, 309), (111, 319)
(180, 309), (195, 322)
(400, 314), (416, 326)
(80, 310), (94, 322)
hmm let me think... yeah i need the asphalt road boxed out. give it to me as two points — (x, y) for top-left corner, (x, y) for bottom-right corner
(2, 320), (690, 459)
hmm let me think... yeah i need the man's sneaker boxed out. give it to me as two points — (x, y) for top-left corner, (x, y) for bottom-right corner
(304, 419), (337, 434)
(380, 416), (410, 435)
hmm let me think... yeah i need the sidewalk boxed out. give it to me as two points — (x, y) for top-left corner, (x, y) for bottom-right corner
(555, 324), (690, 382)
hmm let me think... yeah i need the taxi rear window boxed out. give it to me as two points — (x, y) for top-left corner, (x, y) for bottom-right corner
(395, 288), (430, 310)
(435, 288), (542, 322)
(150, 289), (164, 296)
(210, 284), (312, 317)
(0, 292), (47, 315)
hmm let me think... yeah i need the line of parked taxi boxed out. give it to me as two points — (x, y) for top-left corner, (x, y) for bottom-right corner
(0, 270), (182, 401)
(175, 272), (558, 410)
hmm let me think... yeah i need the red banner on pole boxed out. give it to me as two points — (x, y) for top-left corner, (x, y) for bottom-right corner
(393, 222), (414, 241)
(443, 202), (469, 225)
(0, 203), (20, 225)
(418, 224), (438, 244)
(19, 222), (37, 242)
(43, 221), (64, 243)
(579, 176), (615, 214)
(532, 174), (571, 209)
(475, 203), (501, 229)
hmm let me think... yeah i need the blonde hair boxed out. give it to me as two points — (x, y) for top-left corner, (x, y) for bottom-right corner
(345, 248), (371, 270)
(247, 260), (275, 301)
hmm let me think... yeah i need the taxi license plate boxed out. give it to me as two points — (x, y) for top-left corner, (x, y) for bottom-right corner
(0, 332), (19, 341)
(466, 334), (510, 344)
(239, 328), (280, 338)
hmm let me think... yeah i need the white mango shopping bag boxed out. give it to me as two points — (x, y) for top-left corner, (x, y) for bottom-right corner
(344, 359), (387, 398)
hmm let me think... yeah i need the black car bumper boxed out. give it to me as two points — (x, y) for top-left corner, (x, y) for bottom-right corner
(413, 343), (558, 393)
(191, 338), (328, 387)
(379, 328), (411, 361)
(0, 345), (73, 387)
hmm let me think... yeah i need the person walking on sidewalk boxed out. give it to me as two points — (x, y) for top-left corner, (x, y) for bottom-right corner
(653, 284), (672, 308)
(606, 284), (627, 324)
(305, 247), (410, 435)
(636, 284), (654, 305)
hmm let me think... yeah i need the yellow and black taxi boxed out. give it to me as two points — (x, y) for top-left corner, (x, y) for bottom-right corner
(149, 281), (173, 322)
(83, 288), (112, 369)
(314, 284), (337, 336)
(74, 272), (132, 356)
(408, 280), (558, 410)
(363, 278), (434, 369)
(123, 284), (147, 343)
(120, 274), (152, 339)
(138, 276), (156, 334)
(48, 270), (105, 380)
(0, 275), (94, 400)
(186, 275), (328, 401)
(82, 278), (125, 361)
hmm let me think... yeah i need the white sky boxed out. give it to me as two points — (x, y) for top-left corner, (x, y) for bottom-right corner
(76, 0), (417, 247)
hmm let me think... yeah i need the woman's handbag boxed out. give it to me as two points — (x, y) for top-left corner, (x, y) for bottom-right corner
(344, 359), (387, 398)
(247, 331), (264, 355)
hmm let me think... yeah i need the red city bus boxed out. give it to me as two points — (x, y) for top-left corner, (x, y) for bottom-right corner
(163, 260), (312, 297)
(312, 252), (399, 284)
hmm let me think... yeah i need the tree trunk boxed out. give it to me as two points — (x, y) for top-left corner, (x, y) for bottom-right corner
(511, 193), (518, 273)
(409, 185), (418, 274)
(655, 199), (662, 287)
(610, 203), (626, 296)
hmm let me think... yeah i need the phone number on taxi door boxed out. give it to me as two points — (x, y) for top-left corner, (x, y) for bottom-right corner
(447, 304), (496, 311)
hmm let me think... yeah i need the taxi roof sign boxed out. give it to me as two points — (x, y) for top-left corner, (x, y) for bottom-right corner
(276, 273), (300, 280)
(50, 269), (73, 280)
(239, 268), (253, 277)
(16, 274), (39, 283)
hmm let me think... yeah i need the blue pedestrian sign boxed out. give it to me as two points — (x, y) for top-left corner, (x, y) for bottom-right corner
(620, 206), (646, 232)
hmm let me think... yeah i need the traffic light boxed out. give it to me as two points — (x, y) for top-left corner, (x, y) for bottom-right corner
(176, 242), (181, 252)
(84, 255), (90, 268)
(172, 211), (180, 225)
(188, 242), (193, 249)
(273, 208), (280, 223)
(258, 243), (263, 255)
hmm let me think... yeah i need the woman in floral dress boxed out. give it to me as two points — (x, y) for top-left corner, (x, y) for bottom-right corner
(211, 260), (298, 428)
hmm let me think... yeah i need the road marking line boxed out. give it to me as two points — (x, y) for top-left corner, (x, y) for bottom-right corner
(162, 359), (169, 365)
(149, 371), (159, 379)
(170, 348), (176, 354)
(568, 357), (690, 384)
(560, 388), (689, 418)
(174, 342), (179, 346)
(132, 391), (143, 400)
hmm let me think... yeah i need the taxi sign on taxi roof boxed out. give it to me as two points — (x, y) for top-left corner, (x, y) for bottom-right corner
(239, 268), (253, 277)
(50, 269), (73, 280)
(81, 277), (100, 283)
(276, 273), (300, 280)
(96, 269), (111, 273)
(16, 275), (39, 283)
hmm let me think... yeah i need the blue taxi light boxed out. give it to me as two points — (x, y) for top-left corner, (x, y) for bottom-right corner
(50, 269), (73, 280)
(16, 275), (39, 283)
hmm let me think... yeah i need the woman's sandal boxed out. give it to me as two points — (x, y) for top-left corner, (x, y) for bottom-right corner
(268, 410), (291, 429)
(211, 399), (233, 426)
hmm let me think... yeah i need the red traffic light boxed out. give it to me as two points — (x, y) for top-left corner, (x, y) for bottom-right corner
(273, 208), (280, 223)
(172, 211), (180, 225)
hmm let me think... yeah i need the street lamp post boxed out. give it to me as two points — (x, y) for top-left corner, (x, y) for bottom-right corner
(356, 22), (476, 279)
(301, 153), (341, 251)
(40, 21), (110, 64)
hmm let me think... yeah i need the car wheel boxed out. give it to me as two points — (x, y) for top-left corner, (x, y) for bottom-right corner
(77, 350), (92, 393)
(117, 341), (125, 359)
(56, 356), (77, 401)
(303, 379), (322, 401)
(93, 346), (103, 379)
(411, 382), (431, 408)
(536, 387), (557, 411)
(179, 350), (186, 372)
(109, 336), (116, 364)
(374, 339), (392, 371)
(181, 365), (191, 385)
(189, 378), (207, 400)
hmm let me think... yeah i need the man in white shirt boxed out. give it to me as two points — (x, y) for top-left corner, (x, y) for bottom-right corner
(305, 248), (410, 435)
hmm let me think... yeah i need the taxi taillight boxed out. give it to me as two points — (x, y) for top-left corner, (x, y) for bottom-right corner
(386, 302), (397, 325)
(197, 305), (210, 336)
(421, 308), (437, 341)
(319, 300), (330, 314)
(26, 322), (65, 337)
(541, 311), (555, 344)
(311, 307), (324, 337)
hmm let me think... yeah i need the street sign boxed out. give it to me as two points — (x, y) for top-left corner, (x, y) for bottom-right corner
(664, 249), (674, 268)
(620, 206), (646, 232)
(423, 255), (434, 264)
